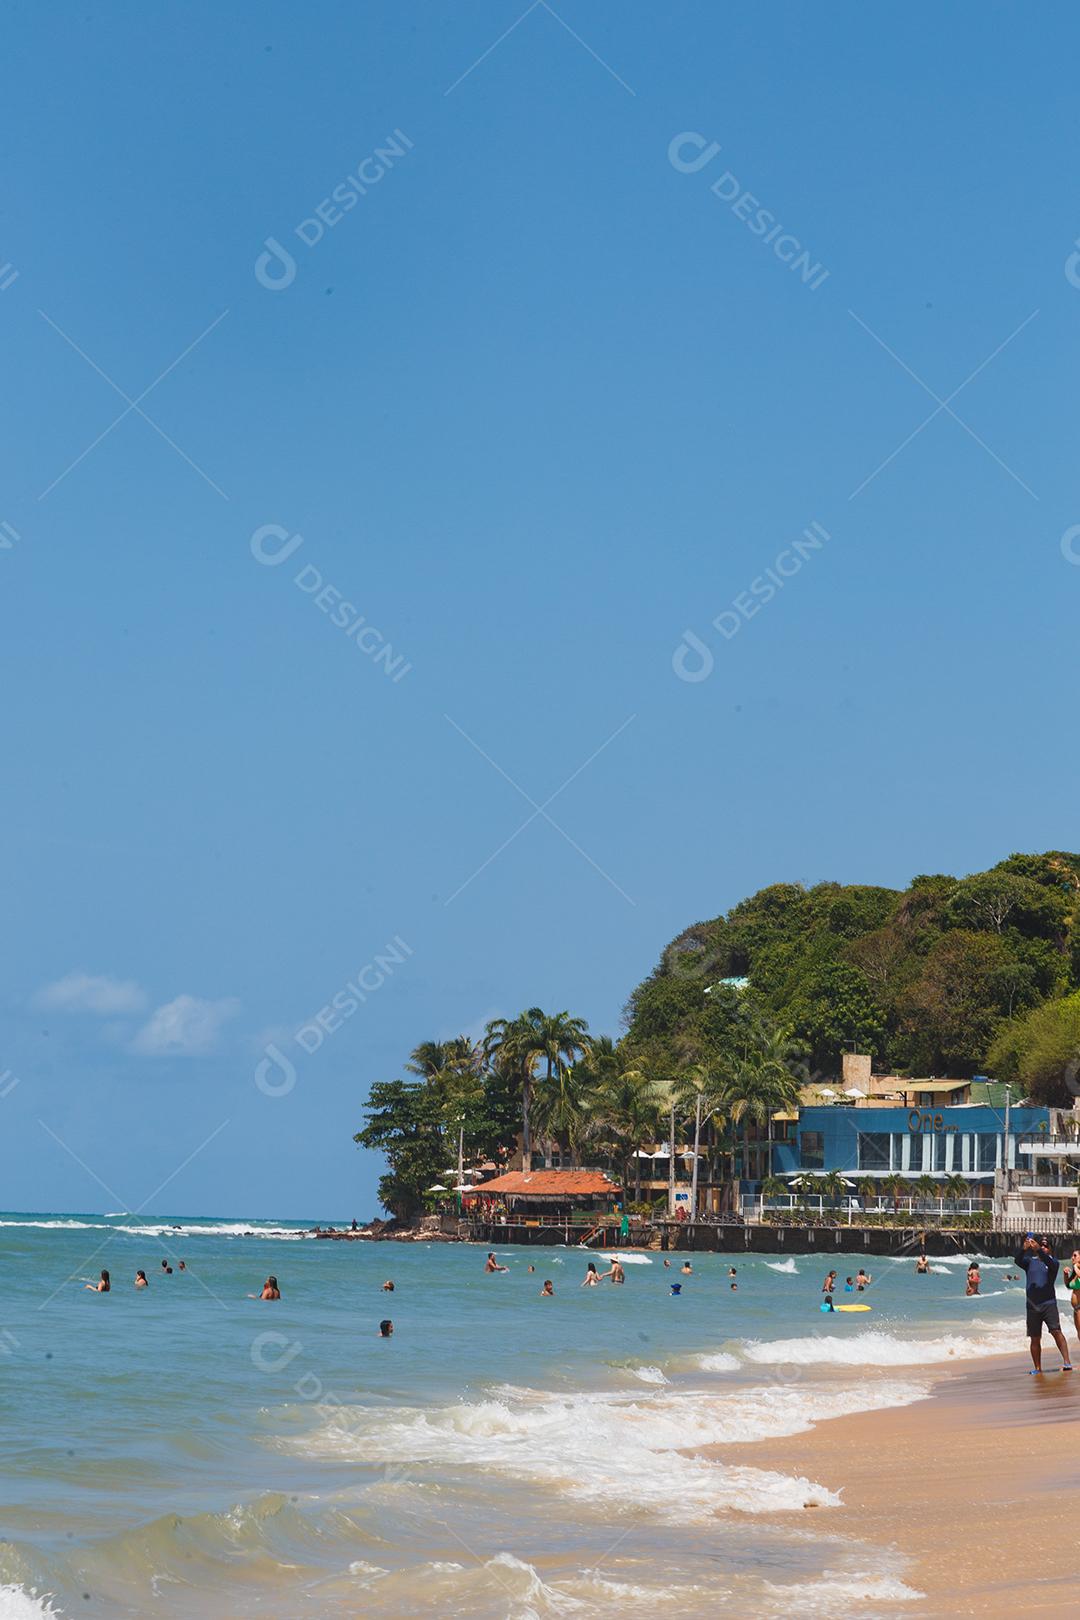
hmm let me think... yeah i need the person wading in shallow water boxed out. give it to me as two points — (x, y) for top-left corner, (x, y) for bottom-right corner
(1016, 1235), (1072, 1375)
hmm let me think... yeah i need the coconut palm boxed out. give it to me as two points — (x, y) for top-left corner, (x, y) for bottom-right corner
(590, 1065), (666, 1202)
(406, 1040), (455, 1081)
(484, 1008), (589, 1173)
(914, 1173), (938, 1210)
(818, 1169), (847, 1213)
(528, 1010), (592, 1166)
(530, 1061), (597, 1167)
(943, 1173), (969, 1210)
(759, 1173), (789, 1218)
(881, 1172), (907, 1214)
(671, 1064), (727, 1216)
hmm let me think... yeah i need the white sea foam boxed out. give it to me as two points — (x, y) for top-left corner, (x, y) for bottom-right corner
(692, 1351), (741, 1372)
(0, 1588), (62, 1620)
(628, 1364), (668, 1385)
(764, 1257), (799, 1273)
(605, 1252), (653, 1265)
(929, 1264), (952, 1275)
(283, 1377), (925, 1520)
(763, 1572), (923, 1612)
(0, 1219), (306, 1240)
(743, 1322), (1019, 1367)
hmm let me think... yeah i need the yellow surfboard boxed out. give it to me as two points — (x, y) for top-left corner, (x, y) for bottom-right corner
(835, 1303), (872, 1312)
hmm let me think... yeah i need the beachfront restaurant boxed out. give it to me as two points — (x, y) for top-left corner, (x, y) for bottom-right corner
(460, 1169), (621, 1229)
(770, 1101), (1052, 1191)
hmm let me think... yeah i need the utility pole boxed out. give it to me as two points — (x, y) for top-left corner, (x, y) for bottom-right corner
(456, 1117), (465, 1213)
(668, 1101), (676, 1217)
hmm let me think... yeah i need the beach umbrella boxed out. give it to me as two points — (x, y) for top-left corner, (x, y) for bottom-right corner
(427, 1183), (448, 1192)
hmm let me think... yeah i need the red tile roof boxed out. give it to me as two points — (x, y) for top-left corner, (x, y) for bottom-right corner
(463, 1170), (618, 1198)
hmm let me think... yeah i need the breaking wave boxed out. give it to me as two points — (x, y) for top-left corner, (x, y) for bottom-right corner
(278, 1378), (927, 1520)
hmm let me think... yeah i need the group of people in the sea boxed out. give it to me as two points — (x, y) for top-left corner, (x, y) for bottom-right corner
(83, 1238), (1080, 1371)
(84, 1258), (188, 1291)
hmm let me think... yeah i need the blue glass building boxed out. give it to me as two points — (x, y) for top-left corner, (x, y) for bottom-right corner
(772, 1103), (1051, 1185)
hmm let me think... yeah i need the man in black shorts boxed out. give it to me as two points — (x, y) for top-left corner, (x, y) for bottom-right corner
(1015, 1234), (1072, 1374)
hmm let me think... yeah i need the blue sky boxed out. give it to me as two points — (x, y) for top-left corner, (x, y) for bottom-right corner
(2, 2), (1078, 1218)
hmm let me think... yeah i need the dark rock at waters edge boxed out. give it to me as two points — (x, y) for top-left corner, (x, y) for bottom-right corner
(312, 1216), (463, 1243)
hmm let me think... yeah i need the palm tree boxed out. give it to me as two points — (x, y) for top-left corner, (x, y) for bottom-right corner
(406, 1040), (454, 1081)
(914, 1173), (938, 1211)
(484, 1009), (591, 1173)
(943, 1173), (968, 1205)
(856, 1176), (877, 1214)
(759, 1173), (789, 1219)
(529, 1010), (592, 1166)
(881, 1172), (907, 1215)
(744, 1024), (805, 1179)
(592, 1066), (666, 1203)
(672, 1065), (726, 1216)
(818, 1169), (846, 1215)
(530, 1061), (596, 1167)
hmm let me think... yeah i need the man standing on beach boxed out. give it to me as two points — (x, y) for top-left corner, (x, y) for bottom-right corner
(1015, 1234), (1072, 1374)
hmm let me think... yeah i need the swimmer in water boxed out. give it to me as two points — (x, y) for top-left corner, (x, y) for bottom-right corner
(663, 1259), (671, 1268)
(604, 1259), (625, 1285)
(916, 1254), (930, 1274)
(730, 1281), (738, 1291)
(728, 1267), (737, 1279)
(680, 1262), (692, 1276)
(178, 1261), (186, 1271)
(856, 1268), (871, 1291)
(669, 1281), (682, 1295)
(540, 1279), (554, 1297)
(822, 1270), (837, 1296)
(844, 1277), (855, 1293)
(85, 1269), (110, 1293)
(378, 1319), (393, 1337)
(581, 1262), (601, 1287)
(382, 1280), (395, 1292)
(484, 1253), (508, 1273)
(134, 1270), (148, 1289)
(966, 1263), (980, 1296)
(249, 1275), (280, 1300)
(527, 1264), (535, 1273)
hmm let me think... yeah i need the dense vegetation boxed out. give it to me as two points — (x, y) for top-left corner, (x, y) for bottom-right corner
(354, 1009), (803, 1218)
(357, 853), (1080, 1214)
(626, 851), (1080, 1093)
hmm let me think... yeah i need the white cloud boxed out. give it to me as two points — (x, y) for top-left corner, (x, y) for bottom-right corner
(130, 995), (240, 1057)
(35, 972), (147, 1016)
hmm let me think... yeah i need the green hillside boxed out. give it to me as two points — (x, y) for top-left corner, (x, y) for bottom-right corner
(623, 851), (1080, 1101)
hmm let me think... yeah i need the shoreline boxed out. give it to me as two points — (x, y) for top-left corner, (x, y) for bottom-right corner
(713, 1349), (1080, 1617)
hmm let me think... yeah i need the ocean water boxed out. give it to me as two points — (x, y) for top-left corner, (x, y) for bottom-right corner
(0, 1214), (1033, 1618)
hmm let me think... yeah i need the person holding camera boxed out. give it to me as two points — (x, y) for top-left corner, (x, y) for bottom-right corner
(1015, 1234), (1072, 1374)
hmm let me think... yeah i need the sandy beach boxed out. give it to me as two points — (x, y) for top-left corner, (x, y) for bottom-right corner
(717, 1351), (1080, 1617)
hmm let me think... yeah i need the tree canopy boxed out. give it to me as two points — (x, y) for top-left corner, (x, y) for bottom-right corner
(623, 851), (1080, 1087)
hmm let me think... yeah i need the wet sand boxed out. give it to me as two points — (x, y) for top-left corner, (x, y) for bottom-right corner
(716, 1352), (1080, 1616)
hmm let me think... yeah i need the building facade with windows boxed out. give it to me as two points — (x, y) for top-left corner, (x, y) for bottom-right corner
(772, 1102), (1051, 1186)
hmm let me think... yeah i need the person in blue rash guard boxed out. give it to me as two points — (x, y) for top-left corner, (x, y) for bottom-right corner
(1015, 1234), (1072, 1374)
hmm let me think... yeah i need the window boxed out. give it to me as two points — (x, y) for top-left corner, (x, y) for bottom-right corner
(977, 1135), (997, 1173)
(800, 1131), (824, 1169)
(857, 1132), (890, 1171)
(932, 1133), (947, 1173)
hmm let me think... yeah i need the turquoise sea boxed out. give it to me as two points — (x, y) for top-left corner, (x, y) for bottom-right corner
(0, 1213), (1033, 1618)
